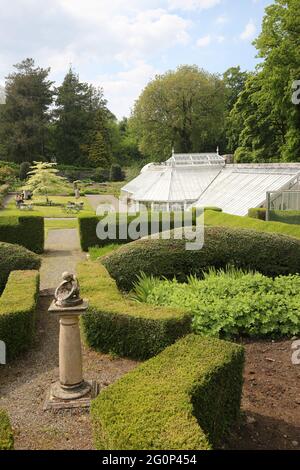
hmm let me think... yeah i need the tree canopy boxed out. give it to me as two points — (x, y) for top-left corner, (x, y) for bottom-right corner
(130, 65), (226, 162)
(230, 0), (300, 162)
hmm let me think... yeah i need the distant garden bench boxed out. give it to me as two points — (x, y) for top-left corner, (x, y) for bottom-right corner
(18, 203), (33, 211)
(63, 202), (84, 214)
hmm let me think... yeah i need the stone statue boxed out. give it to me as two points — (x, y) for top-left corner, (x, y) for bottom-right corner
(54, 272), (83, 307)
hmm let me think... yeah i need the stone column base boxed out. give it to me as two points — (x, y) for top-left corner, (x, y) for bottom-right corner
(44, 380), (99, 411)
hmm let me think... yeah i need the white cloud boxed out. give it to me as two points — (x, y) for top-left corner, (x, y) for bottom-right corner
(240, 20), (256, 40)
(216, 14), (228, 24)
(196, 35), (212, 47)
(96, 61), (158, 118)
(168, 0), (221, 10)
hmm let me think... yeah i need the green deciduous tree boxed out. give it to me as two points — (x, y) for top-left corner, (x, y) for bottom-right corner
(130, 65), (225, 162)
(0, 58), (54, 163)
(230, 0), (300, 162)
(24, 161), (67, 201)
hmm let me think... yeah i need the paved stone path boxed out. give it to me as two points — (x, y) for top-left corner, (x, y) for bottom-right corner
(0, 225), (137, 449)
(40, 228), (85, 292)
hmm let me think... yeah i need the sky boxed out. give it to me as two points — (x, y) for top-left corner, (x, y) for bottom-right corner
(0, 0), (273, 119)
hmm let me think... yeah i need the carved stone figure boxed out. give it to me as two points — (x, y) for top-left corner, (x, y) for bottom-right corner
(54, 272), (83, 307)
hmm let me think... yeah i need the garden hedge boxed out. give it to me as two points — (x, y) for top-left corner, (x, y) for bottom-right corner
(0, 270), (39, 360)
(0, 409), (14, 450)
(248, 208), (300, 225)
(0, 216), (44, 253)
(91, 334), (244, 450)
(103, 225), (300, 291)
(78, 261), (191, 360)
(205, 210), (300, 239)
(248, 208), (267, 220)
(78, 211), (198, 251)
(0, 242), (40, 293)
(268, 210), (300, 225)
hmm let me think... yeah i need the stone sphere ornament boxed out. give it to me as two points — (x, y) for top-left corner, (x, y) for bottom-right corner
(54, 272), (83, 307)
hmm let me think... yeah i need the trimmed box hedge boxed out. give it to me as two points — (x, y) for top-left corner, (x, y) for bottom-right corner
(269, 210), (300, 225)
(0, 409), (14, 450)
(0, 216), (44, 253)
(91, 334), (244, 450)
(0, 270), (39, 360)
(248, 208), (267, 220)
(78, 211), (198, 251)
(249, 208), (300, 225)
(78, 261), (192, 360)
(0, 242), (41, 293)
(205, 210), (300, 239)
(103, 225), (300, 291)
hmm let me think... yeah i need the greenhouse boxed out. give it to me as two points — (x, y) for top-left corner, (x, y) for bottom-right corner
(121, 153), (300, 215)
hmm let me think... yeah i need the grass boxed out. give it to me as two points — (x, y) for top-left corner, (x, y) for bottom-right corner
(0, 196), (95, 218)
(88, 244), (121, 260)
(86, 181), (124, 197)
(204, 210), (300, 240)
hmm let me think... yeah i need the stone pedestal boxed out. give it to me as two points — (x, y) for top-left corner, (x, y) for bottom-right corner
(44, 300), (99, 410)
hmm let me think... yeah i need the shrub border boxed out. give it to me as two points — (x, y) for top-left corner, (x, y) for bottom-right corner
(0, 216), (44, 253)
(0, 270), (40, 361)
(91, 334), (244, 450)
(78, 261), (192, 360)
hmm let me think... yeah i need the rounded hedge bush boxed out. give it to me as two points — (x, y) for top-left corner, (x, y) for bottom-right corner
(103, 226), (300, 291)
(0, 242), (41, 292)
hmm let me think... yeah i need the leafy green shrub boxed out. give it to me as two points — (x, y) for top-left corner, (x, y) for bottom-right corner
(0, 166), (16, 184)
(78, 211), (198, 251)
(0, 242), (40, 292)
(0, 184), (9, 207)
(134, 268), (300, 338)
(0, 216), (44, 253)
(248, 208), (266, 220)
(91, 334), (244, 450)
(94, 167), (109, 183)
(19, 161), (31, 181)
(103, 225), (300, 291)
(205, 210), (300, 239)
(78, 261), (191, 360)
(110, 163), (124, 182)
(0, 270), (39, 360)
(0, 409), (14, 450)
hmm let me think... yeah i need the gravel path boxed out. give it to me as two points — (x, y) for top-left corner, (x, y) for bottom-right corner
(0, 227), (137, 450)
(86, 194), (120, 212)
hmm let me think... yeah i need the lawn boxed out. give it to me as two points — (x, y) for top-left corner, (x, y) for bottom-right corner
(0, 196), (95, 218)
(44, 218), (78, 237)
(88, 244), (120, 260)
(204, 210), (300, 239)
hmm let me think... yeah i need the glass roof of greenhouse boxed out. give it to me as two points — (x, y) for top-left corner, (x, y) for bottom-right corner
(166, 152), (225, 167)
(121, 156), (300, 215)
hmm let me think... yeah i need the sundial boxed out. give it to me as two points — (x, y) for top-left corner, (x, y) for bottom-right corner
(54, 272), (83, 307)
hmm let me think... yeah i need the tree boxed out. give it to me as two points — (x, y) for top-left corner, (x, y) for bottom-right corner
(130, 65), (225, 162)
(24, 161), (67, 202)
(231, 0), (300, 162)
(0, 58), (53, 163)
(87, 109), (113, 167)
(54, 68), (113, 166)
(110, 164), (124, 182)
(19, 162), (31, 181)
